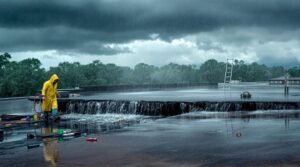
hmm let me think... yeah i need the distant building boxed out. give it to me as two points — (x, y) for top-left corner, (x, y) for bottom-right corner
(269, 76), (300, 85)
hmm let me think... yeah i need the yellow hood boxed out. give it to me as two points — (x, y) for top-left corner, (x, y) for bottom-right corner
(50, 74), (59, 84)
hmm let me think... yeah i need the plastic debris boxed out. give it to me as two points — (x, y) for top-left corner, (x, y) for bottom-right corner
(33, 130), (81, 139)
(34, 123), (39, 129)
(36, 133), (61, 138)
(27, 133), (35, 139)
(33, 114), (38, 121)
(4, 123), (13, 127)
(63, 131), (81, 137)
(86, 137), (97, 142)
(27, 143), (40, 149)
(58, 129), (64, 135)
(1, 115), (27, 121)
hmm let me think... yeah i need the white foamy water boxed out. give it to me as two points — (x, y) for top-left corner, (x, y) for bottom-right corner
(61, 113), (146, 124)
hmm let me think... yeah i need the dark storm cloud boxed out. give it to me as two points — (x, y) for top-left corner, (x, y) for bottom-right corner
(0, 0), (300, 54)
(0, 27), (133, 54)
(259, 55), (300, 67)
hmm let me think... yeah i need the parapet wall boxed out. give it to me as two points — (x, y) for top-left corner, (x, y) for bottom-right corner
(80, 83), (217, 92)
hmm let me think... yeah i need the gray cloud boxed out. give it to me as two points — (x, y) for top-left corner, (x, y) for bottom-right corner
(1, 0), (299, 29)
(196, 41), (226, 52)
(0, 26), (137, 54)
(259, 55), (299, 67)
(0, 0), (300, 58)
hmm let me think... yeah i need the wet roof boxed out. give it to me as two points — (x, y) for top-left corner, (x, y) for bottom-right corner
(72, 83), (300, 102)
(269, 76), (300, 81)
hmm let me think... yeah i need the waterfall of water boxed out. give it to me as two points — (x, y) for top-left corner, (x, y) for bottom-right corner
(65, 100), (300, 116)
(66, 100), (193, 116)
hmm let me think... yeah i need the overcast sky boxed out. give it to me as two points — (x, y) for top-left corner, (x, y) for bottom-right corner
(1, 0), (300, 68)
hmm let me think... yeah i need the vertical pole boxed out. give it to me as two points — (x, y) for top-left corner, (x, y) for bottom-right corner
(284, 74), (289, 96)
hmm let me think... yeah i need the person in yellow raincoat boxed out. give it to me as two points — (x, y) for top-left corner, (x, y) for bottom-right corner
(42, 74), (60, 121)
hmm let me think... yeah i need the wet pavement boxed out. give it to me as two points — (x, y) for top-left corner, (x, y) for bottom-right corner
(0, 99), (34, 115)
(1, 111), (300, 167)
(1, 85), (300, 166)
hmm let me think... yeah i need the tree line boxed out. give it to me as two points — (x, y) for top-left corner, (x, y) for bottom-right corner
(0, 52), (299, 97)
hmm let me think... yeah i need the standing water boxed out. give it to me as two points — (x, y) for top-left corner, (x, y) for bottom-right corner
(1, 85), (300, 166)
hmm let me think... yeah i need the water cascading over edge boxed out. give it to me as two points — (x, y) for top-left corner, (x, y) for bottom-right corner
(64, 100), (300, 116)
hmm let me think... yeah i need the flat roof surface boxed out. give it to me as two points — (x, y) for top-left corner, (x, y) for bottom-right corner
(1, 111), (300, 166)
(73, 83), (300, 102)
(269, 77), (300, 80)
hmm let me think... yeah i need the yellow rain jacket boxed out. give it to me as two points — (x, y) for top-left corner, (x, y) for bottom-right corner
(42, 74), (59, 112)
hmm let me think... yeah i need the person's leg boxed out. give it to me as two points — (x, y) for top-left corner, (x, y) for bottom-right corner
(51, 108), (60, 122)
(51, 100), (60, 122)
(43, 111), (50, 125)
(43, 111), (48, 119)
(51, 100), (59, 118)
(51, 109), (58, 118)
(42, 99), (52, 122)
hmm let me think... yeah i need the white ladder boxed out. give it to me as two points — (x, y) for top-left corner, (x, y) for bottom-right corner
(223, 58), (234, 89)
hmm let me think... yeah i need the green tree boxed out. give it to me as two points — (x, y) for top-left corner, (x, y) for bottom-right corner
(270, 66), (286, 78)
(151, 63), (199, 84)
(119, 66), (135, 84)
(0, 58), (45, 97)
(1, 52), (297, 98)
(0, 52), (11, 68)
(133, 63), (157, 84)
(288, 67), (300, 77)
(102, 63), (123, 85)
(199, 59), (225, 83)
(244, 63), (270, 81)
(81, 60), (106, 85)
(13, 58), (46, 96)
(48, 62), (85, 88)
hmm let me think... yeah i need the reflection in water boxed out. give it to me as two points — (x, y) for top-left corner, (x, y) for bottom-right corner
(176, 110), (300, 139)
(0, 129), (4, 142)
(0, 114), (147, 150)
(42, 126), (59, 166)
(1, 110), (300, 167)
(285, 117), (290, 130)
(224, 117), (245, 138)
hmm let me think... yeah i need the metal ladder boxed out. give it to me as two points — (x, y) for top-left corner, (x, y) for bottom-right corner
(223, 58), (234, 89)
